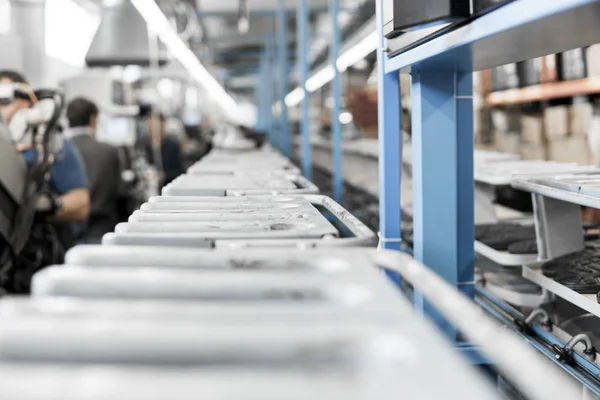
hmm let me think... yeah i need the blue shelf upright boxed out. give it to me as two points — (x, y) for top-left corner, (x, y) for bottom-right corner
(375, 0), (475, 338)
(375, 0), (600, 340)
(330, 0), (343, 203)
(277, 0), (291, 157)
(297, 0), (312, 180)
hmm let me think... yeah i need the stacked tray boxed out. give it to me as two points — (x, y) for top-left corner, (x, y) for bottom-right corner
(513, 171), (600, 316)
(0, 144), (580, 399)
(102, 195), (376, 248)
(471, 159), (599, 307)
(0, 248), (501, 399)
(163, 173), (318, 196)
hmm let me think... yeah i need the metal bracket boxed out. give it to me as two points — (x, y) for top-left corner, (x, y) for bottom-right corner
(474, 181), (498, 224)
(532, 193), (584, 260)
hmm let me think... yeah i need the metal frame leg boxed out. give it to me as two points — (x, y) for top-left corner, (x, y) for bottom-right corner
(297, 0), (311, 180)
(266, 38), (275, 144)
(330, 0), (343, 202)
(375, 0), (402, 252)
(474, 182), (498, 224)
(277, 0), (290, 157)
(411, 67), (475, 339)
(532, 194), (584, 260)
(376, 0), (402, 290)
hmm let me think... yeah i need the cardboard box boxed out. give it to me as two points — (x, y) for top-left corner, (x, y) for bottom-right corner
(586, 44), (600, 78)
(520, 143), (547, 160)
(497, 131), (521, 154)
(544, 106), (569, 139)
(491, 109), (509, 132)
(569, 102), (593, 137)
(520, 115), (544, 144)
(548, 136), (591, 164)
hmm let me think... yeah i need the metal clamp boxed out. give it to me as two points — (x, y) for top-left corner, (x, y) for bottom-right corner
(515, 309), (552, 336)
(553, 334), (596, 363)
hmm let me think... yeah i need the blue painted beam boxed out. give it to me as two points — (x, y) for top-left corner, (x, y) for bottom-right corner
(376, 0), (402, 256)
(411, 66), (474, 340)
(297, 0), (311, 180)
(266, 38), (275, 145)
(278, 0), (290, 157)
(331, 0), (343, 202)
(384, 0), (600, 73)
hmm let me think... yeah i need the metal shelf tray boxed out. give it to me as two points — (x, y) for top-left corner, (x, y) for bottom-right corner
(0, 297), (409, 325)
(514, 172), (600, 208)
(475, 241), (538, 267)
(162, 173), (318, 196)
(474, 161), (593, 186)
(0, 333), (499, 400)
(103, 196), (376, 248)
(522, 264), (600, 318)
(34, 249), (400, 303)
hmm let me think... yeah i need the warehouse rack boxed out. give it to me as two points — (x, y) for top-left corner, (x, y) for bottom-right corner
(375, 0), (600, 341)
(512, 172), (600, 318)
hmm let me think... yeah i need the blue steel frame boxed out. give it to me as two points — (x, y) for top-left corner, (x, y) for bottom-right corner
(265, 37), (276, 145)
(330, 0), (343, 202)
(375, 0), (475, 339)
(277, 0), (291, 157)
(297, 0), (311, 180)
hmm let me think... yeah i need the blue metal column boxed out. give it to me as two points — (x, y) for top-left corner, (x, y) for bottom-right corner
(375, 0), (402, 252)
(277, 0), (290, 157)
(411, 66), (475, 340)
(297, 0), (311, 180)
(330, 0), (343, 202)
(256, 56), (266, 131)
(266, 37), (276, 145)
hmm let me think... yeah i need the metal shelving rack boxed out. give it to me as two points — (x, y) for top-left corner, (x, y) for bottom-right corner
(375, 0), (600, 337)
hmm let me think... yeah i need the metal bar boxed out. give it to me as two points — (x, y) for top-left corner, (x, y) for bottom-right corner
(376, 0), (402, 252)
(331, 0), (343, 202)
(298, 0), (312, 180)
(267, 37), (276, 145)
(411, 67), (474, 340)
(382, 0), (600, 74)
(278, 0), (290, 157)
(197, 8), (337, 18)
(375, 251), (582, 400)
(256, 55), (269, 131)
(474, 291), (600, 396)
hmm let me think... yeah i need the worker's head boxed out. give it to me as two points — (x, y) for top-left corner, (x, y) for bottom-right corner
(146, 110), (165, 142)
(0, 70), (32, 124)
(67, 97), (99, 134)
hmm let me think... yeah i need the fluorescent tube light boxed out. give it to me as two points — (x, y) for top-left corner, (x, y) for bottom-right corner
(284, 87), (304, 107)
(336, 31), (378, 72)
(286, 30), (378, 107)
(129, 0), (239, 118)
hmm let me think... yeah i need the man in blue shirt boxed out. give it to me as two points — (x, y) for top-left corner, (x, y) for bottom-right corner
(0, 70), (90, 247)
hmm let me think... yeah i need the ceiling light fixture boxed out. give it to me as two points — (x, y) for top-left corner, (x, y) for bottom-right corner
(237, 0), (250, 34)
(285, 30), (378, 107)
(129, 0), (239, 119)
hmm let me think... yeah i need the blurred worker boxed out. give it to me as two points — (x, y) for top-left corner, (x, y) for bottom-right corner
(0, 70), (90, 237)
(67, 97), (122, 243)
(0, 70), (89, 292)
(142, 111), (184, 186)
